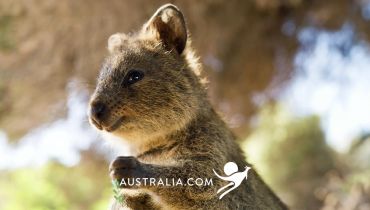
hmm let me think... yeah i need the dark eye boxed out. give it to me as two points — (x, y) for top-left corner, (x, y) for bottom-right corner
(122, 70), (144, 87)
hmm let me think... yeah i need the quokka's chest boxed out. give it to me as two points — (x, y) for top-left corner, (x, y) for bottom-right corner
(137, 148), (182, 166)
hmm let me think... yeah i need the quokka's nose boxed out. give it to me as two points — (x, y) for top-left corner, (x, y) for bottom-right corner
(89, 101), (108, 124)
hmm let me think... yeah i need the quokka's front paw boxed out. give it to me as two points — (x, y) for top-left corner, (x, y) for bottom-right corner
(109, 156), (145, 188)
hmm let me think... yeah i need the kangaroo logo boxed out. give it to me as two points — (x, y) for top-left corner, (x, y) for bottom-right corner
(213, 162), (251, 199)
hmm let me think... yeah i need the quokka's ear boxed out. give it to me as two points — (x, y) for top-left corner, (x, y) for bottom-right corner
(107, 33), (128, 54)
(143, 4), (187, 54)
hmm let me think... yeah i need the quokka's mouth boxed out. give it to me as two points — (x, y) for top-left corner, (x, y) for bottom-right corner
(105, 117), (125, 132)
(90, 117), (103, 130)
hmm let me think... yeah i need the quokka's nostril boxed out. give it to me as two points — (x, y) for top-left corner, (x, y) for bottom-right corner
(90, 101), (108, 122)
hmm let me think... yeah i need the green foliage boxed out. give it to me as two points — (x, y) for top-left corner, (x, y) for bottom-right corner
(0, 15), (14, 51)
(0, 169), (67, 210)
(0, 162), (111, 210)
(243, 104), (335, 209)
(112, 180), (125, 206)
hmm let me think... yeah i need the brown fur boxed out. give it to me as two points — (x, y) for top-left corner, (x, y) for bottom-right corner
(89, 4), (287, 210)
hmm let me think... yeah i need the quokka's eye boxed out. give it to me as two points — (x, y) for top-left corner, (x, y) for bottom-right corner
(122, 70), (144, 87)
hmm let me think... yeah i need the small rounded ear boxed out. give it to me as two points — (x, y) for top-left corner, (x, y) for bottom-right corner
(143, 4), (187, 54)
(107, 33), (128, 54)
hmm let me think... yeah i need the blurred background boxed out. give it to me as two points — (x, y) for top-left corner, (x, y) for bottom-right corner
(1, 0), (370, 209)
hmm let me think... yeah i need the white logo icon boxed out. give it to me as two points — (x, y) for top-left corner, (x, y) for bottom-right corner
(213, 162), (251, 199)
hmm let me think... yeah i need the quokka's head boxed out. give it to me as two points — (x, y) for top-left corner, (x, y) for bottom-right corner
(89, 4), (206, 141)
